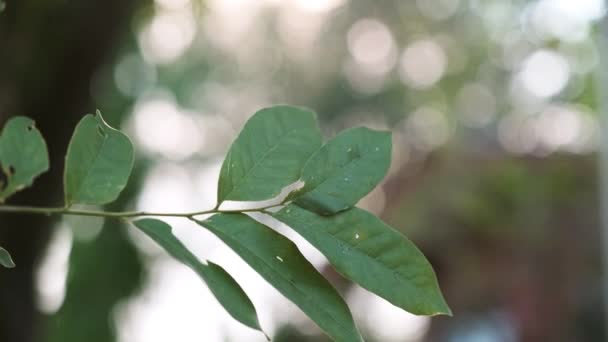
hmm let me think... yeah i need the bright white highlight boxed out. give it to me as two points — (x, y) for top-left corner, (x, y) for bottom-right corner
(133, 95), (203, 160)
(347, 19), (396, 73)
(138, 11), (196, 64)
(519, 50), (570, 98)
(292, 0), (346, 13)
(399, 39), (447, 89)
(497, 105), (598, 155)
(36, 225), (72, 314)
(531, 0), (605, 42)
(350, 286), (431, 341)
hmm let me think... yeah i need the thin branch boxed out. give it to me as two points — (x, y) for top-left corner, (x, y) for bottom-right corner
(0, 204), (282, 219)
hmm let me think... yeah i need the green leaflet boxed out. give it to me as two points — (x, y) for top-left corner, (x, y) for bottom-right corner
(132, 218), (265, 335)
(290, 127), (391, 216)
(275, 204), (451, 316)
(217, 106), (322, 203)
(0, 105), (451, 337)
(198, 213), (363, 342)
(0, 117), (49, 202)
(64, 111), (134, 206)
(0, 247), (15, 268)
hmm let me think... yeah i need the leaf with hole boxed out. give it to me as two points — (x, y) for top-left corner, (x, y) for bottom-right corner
(198, 213), (363, 342)
(0, 247), (15, 268)
(275, 204), (451, 316)
(0, 117), (49, 202)
(132, 218), (265, 335)
(217, 106), (322, 204)
(289, 127), (391, 215)
(64, 111), (134, 206)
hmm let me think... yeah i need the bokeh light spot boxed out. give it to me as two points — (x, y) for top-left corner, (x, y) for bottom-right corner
(519, 49), (570, 98)
(399, 39), (447, 89)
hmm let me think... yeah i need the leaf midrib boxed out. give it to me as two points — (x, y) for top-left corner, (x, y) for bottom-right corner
(277, 210), (434, 302)
(222, 126), (306, 201)
(71, 129), (110, 203)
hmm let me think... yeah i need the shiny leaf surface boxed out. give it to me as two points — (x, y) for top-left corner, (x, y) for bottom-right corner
(198, 213), (363, 342)
(275, 204), (451, 316)
(217, 106), (322, 203)
(64, 111), (134, 206)
(291, 127), (391, 215)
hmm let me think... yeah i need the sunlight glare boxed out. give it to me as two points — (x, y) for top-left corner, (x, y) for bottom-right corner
(519, 50), (569, 98)
(399, 39), (447, 89)
(347, 19), (396, 75)
(138, 10), (196, 64)
(292, 0), (346, 13)
(350, 286), (431, 342)
(132, 95), (203, 160)
(36, 225), (72, 314)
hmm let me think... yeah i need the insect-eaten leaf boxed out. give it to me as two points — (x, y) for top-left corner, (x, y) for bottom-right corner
(198, 213), (363, 342)
(64, 111), (134, 206)
(0, 117), (49, 202)
(0, 247), (15, 268)
(275, 204), (452, 316)
(217, 105), (322, 204)
(132, 218), (266, 336)
(289, 127), (391, 216)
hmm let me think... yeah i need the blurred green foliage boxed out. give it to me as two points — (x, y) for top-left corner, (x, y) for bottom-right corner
(1, 0), (607, 341)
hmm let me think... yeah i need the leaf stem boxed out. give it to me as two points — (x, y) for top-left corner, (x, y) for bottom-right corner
(0, 204), (280, 219)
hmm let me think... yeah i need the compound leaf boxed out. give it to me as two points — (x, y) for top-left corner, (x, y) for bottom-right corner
(0, 247), (15, 268)
(198, 213), (363, 342)
(275, 204), (451, 316)
(132, 218), (265, 334)
(64, 111), (134, 206)
(217, 106), (322, 203)
(290, 127), (391, 215)
(0, 117), (49, 202)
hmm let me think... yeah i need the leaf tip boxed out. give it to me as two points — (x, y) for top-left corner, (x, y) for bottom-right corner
(428, 298), (453, 317)
(250, 318), (269, 340)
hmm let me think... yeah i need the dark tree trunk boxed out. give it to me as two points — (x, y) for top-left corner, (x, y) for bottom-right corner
(0, 1), (142, 341)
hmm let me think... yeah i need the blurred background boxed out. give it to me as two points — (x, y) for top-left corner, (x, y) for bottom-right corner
(0, 0), (606, 341)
